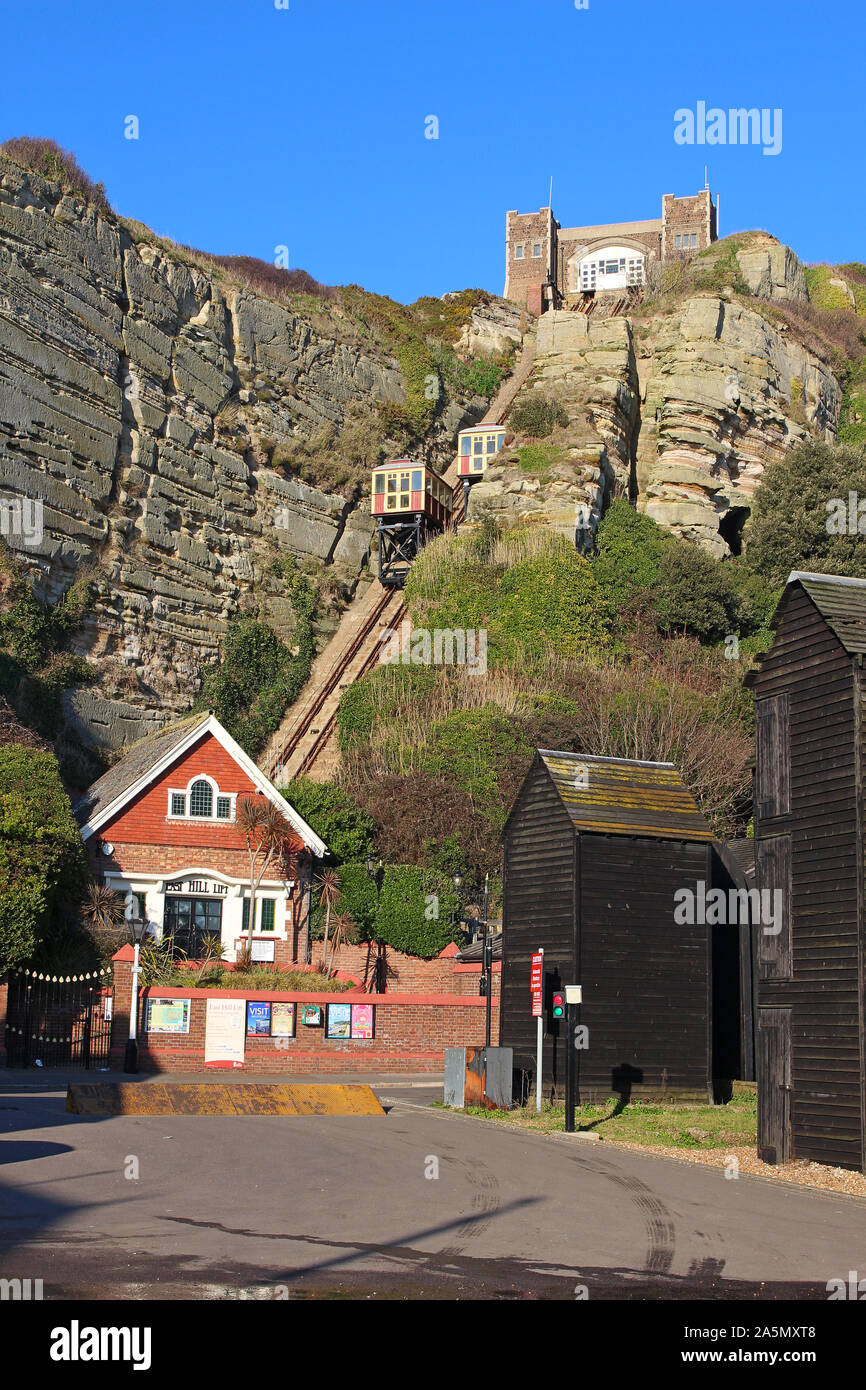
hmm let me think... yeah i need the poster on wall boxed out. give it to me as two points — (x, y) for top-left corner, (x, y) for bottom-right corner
(271, 1002), (295, 1038)
(205, 997), (246, 1068)
(146, 998), (190, 1034)
(251, 939), (275, 963)
(351, 1004), (375, 1039)
(301, 1005), (322, 1027)
(326, 1002), (352, 1039)
(247, 1001), (271, 1036)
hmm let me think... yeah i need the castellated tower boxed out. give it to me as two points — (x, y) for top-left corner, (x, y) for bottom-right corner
(505, 189), (716, 311)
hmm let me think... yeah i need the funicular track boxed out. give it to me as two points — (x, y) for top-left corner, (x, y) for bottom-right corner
(259, 335), (536, 784)
(262, 582), (406, 785)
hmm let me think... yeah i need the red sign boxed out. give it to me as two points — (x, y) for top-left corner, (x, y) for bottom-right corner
(531, 949), (544, 1017)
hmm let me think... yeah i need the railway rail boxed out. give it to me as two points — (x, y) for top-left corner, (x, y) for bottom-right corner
(258, 335), (536, 785)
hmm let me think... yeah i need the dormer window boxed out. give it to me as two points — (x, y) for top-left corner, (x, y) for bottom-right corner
(168, 776), (237, 823)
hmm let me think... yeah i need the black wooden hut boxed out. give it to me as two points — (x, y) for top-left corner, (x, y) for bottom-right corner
(500, 750), (743, 1103)
(746, 570), (866, 1170)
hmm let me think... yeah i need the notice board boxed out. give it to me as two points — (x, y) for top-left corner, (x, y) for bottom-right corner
(205, 997), (246, 1068)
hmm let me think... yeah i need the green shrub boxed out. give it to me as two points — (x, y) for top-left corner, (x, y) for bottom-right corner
(495, 545), (610, 658)
(744, 439), (866, 584)
(337, 662), (443, 750)
(592, 500), (674, 608)
(404, 527), (611, 665)
(653, 542), (741, 643)
(376, 865), (461, 958)
(0, 743), (89, 969)
(196, 602), (315, 759)
(508, 393), (569, 438)
(282, 780), (377, 863)
(0, 551), (97, 746)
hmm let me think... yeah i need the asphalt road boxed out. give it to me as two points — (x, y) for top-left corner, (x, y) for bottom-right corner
(1, 1072), (864, 1300)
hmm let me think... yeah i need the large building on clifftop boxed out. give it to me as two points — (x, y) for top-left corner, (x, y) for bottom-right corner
(505, 188), (717, 315)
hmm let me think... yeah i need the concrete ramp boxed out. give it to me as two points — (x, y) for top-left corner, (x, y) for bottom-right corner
(66, 1082), (386, 1117)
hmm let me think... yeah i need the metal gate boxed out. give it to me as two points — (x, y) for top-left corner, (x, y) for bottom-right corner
(5, 966), (113, 1069)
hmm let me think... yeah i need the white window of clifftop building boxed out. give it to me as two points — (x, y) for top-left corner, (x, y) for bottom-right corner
(575, 246), (645, 292)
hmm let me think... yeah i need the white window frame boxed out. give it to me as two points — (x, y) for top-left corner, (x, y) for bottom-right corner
(532, 242), (542, 258)
(515, 244), (525, 260)
(167, 774), (238, 824)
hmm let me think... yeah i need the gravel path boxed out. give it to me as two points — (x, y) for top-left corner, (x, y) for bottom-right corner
(610, 1140), (866, 1198)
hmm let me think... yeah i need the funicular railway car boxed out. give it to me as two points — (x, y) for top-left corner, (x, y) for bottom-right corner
(370, 460), (453, 586)
(457, 425), (506, 513)
(458, 425), (506, 480)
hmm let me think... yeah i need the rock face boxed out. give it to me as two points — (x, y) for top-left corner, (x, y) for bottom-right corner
(0, 155), (410, 745)
(637, 296), (839, 553)
(455, 298), (525, 357)
(470, 244), (841, 557)
(735, 236), (809, 303)
(467, 313), (638, 547)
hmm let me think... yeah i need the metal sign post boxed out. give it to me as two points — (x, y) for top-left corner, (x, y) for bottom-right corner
(564, 985), (583, 1133)
(531, 949), (544, 1112)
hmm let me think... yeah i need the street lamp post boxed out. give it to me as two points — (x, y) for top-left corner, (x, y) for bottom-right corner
(365, 853), (385, 993)
(478, 873), (493, 1048)
(124, 908), (148, 1075)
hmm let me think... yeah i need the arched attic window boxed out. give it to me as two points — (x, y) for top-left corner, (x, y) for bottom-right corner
(167, 775), (235, 821)
(189, 779), (214, 818)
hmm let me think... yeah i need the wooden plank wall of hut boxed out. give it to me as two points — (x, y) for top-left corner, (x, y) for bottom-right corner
(754, 585), (862, 1169)
(577, 833), (712, 1101)
(501, 759), (576, 1093)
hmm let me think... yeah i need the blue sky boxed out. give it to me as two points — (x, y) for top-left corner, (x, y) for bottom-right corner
(1, 0), (862, 303)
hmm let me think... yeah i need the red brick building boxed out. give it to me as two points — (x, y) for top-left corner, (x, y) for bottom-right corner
(74, 713), (327, 963)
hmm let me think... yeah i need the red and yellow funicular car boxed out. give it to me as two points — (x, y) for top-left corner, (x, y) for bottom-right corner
(370, 460), (453, 586)
(457, 425), (506, 479)
(370, 460), (453, 526)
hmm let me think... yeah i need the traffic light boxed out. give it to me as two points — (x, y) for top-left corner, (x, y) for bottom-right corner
(552, 991), (565, 1020)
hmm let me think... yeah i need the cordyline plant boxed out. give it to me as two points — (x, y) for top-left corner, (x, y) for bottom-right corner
(315, 868), (342, 973)
(234, 796), (295, 969)
(326, 909), (358, 977)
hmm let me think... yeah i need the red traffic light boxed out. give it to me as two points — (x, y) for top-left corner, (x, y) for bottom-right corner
(552, 992), (565, 1018)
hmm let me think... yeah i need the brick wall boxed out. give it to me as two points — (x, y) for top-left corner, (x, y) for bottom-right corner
(312, 938), (501, 997)
(109, 950), (500, 1074)
(0, 976), (7, 1066)
(661, 191), (715, 259)
(505, 209), (555, 307)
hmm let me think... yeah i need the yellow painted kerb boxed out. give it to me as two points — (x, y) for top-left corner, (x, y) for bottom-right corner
(66, 1083), (386, 1117)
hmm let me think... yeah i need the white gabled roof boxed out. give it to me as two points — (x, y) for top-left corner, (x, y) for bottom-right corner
(75, 713), (328, 857)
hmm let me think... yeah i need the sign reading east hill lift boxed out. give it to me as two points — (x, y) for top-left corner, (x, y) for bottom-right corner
(165, 878), (228, 896)
(205, 997), (246, 1068)
(531, 949), (544, 1017)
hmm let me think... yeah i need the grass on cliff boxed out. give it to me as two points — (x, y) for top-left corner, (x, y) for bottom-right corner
(340, 284), (514, 444)
(0, 137), (111, 215)
(335, 519), (757, 877)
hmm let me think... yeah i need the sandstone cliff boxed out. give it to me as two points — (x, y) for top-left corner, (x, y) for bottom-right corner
(0, 153), (490, 748)
(468, 235), (842, 556)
